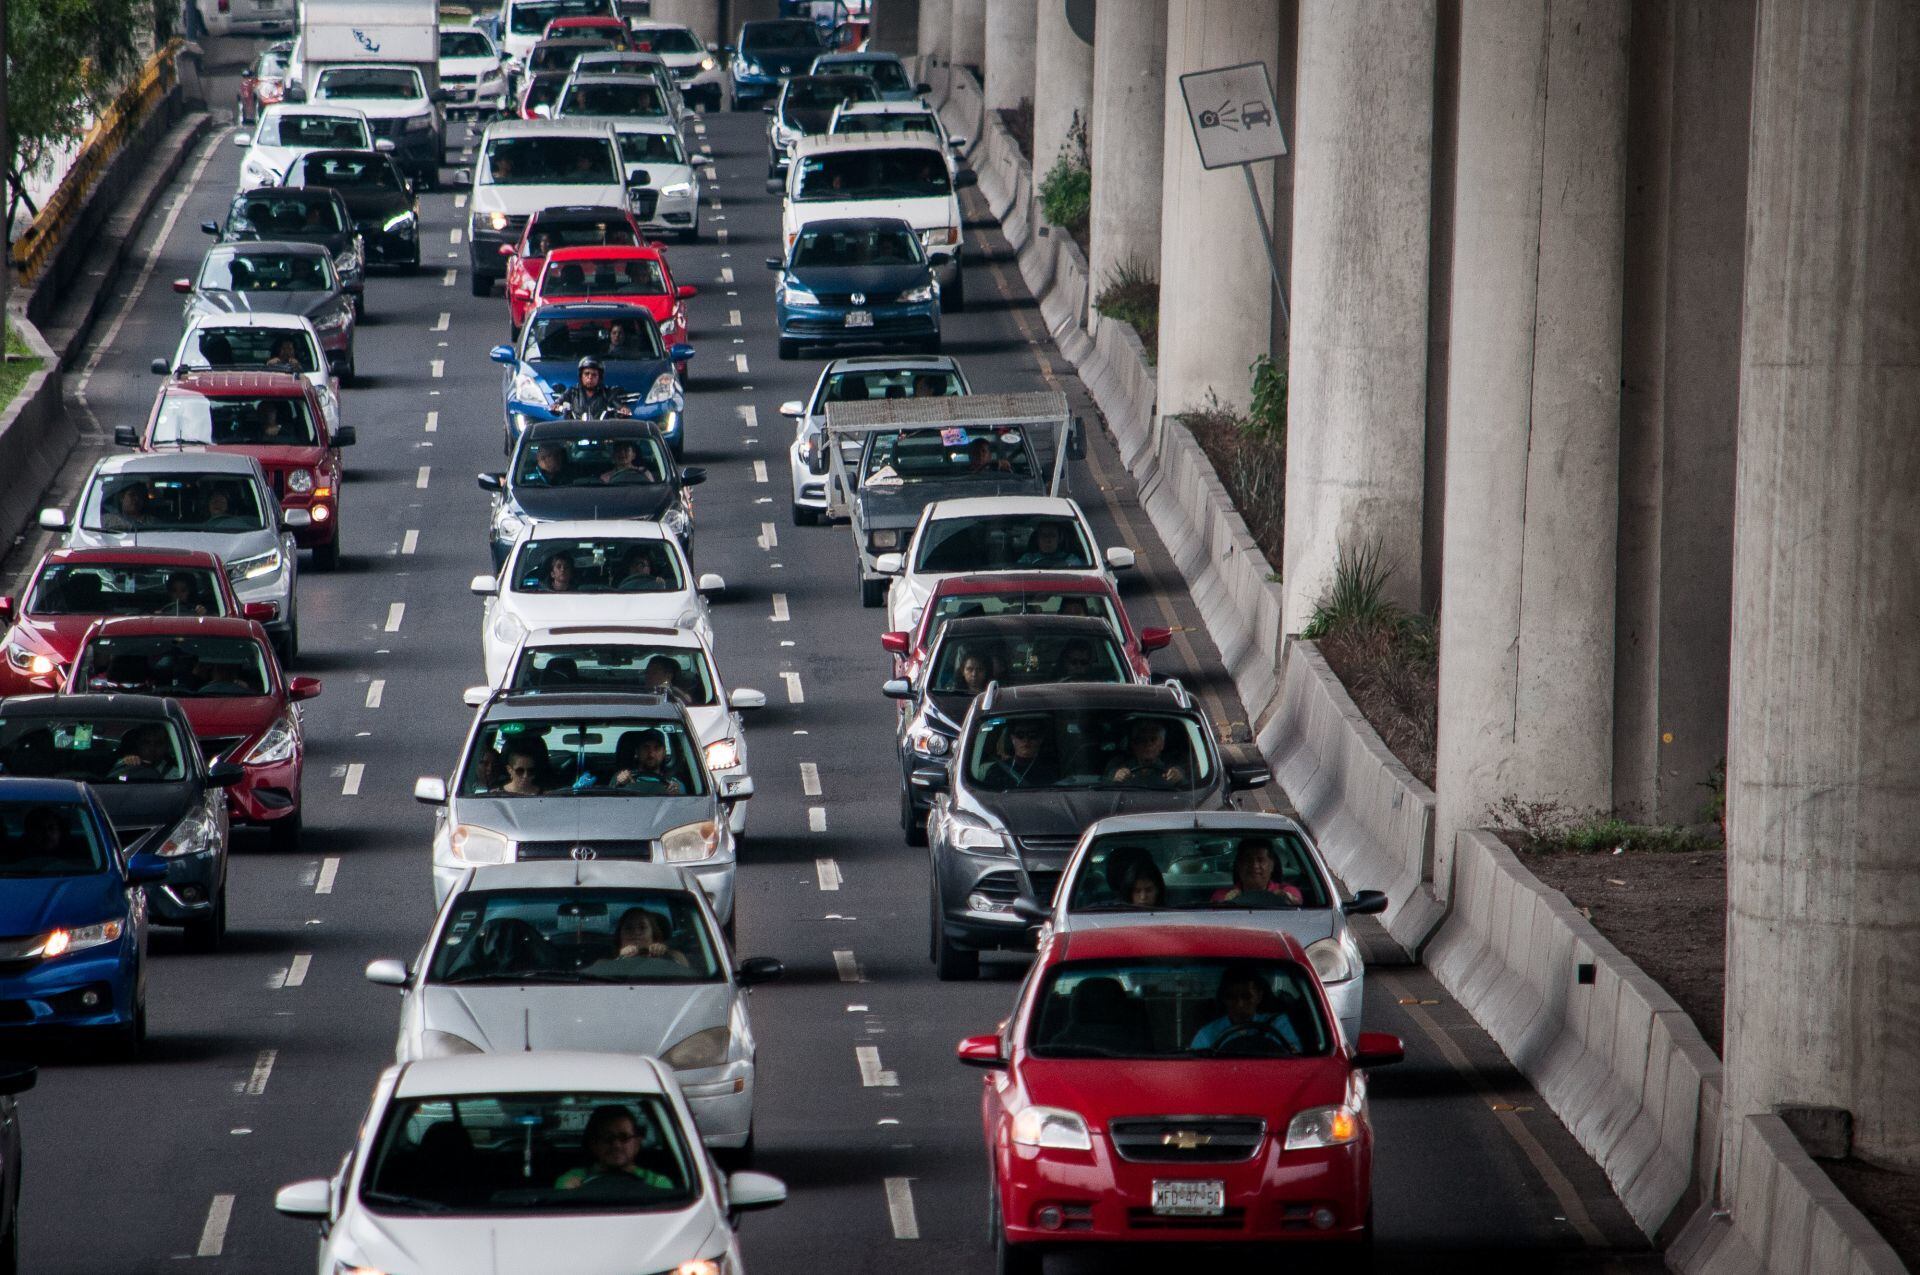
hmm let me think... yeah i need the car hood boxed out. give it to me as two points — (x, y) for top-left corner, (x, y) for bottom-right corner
(336, 187), (411, 221)
(64, 527), (280, 560)
(441, 55), (502, 76)
(337, 1202), (722, 1275)
(0, 872), (123, 937)
(87, 782), (198, 840)
(10, 616), (97, 662)
(859, 478), (1043, 529)
(319, 97), (428, 121)
(175, 695), (280, 742)
(524, 356), (673, 394)
(474, 182), (629, 216)
(788, 262), (930, 296)
(452, 792), (716, 842)
(216, 443), (332, 469)
(973, 787), (1224, 840)
(419, 980), (729, 1054)
(792, 195), (952, 233)
(509, 483), (675, 523)
(503, 591), (701, 633)
(190, 290), (338, 320)
(1019, 1056), (1343, 1129)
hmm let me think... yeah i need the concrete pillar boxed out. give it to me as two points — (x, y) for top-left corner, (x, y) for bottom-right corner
(1725, 0), (1920, 1174)
(1088, 0), (1166, 296)
(1033, 0), (1094, 175)
(1280, 0), (1435, 632)
(949, 0), (985, 72)
(865, 0), (919, 57)
(1432, 1), (1630, 856)
(1154, 0), (1286, 417)
(984, 1), (1037, 116)
(649, 0), (721, 47)
(917, 0), (952, 67)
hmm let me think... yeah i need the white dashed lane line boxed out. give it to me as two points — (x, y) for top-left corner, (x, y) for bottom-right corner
(752, 459), (768, 483)
(450, 228), (463, 244)
(799, 763), (821, 796)
(430, 359), (445, 378)
(834, 950), (865, 982)
(433, 312), (450, 331)
(401, 529), (419, 555)
(737, 404), (757, 429)
(727, 309), (741, 327)
(416, 466), (432, 489)
(442, 268), (457, 286)
(782, 671), (804, 704)
(734, 353), (749, 374)
(384, 603), (406, 632)
(244, 1049), (276, 1095)
(757, 522), (776, 550)
(885, 1179), (920, 1240)
(283, 954), (312, 988)
(365, 679), (385, 708)
(425, 410), (439, 432)
(719, 266), (733, 284)
(455, 194), (467, 208)
(315, 857), (340, 894)
(342, 763), (365, 796)
(815, 858), (841, 890)
(196, 1195), (235, 1257)
(809, 806), (827, 832)
(855, 1044), (896, 1086)
(770, 592), (789, 622)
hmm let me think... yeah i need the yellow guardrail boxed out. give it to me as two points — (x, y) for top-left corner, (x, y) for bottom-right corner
(9, 39), (184, 285)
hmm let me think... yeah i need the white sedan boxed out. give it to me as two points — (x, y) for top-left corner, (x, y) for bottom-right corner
(155, 312), (341, 431)
(233, 103), (382, 190)
(474, 520), (723, 686)
(273, 1050), (787, 1275)
(611, 119), (703, 241)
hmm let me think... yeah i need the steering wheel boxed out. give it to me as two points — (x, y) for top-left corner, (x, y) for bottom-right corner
(1201, 1018), (1298, 1056)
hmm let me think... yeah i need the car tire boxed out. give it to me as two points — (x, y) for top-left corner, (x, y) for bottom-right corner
(311, 535), (340, 572)
(110, 996), (147, 1061)
(341, 345), (358, 386)
(901, 786), (927, 846)
(273, 622), (298, 668)
(268, 809), (303, 853)
(778, 338), (800, 361)
(353, 291), (365, 320)
(933, 899), (979, 981)
(680, 216), (699, 243)
(791, 500), (817, 527)
(946, 267), (966, 312)
(860, 575), (887, 609)
(991, 1189), (1042, 1275)
(183, 888), (226, 954)
(471, 272), (495, 298)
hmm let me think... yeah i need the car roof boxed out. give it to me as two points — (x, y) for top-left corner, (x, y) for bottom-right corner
(184, 312), (317, 332)
(464, 859), (693, 892)
(796, 215), (916, 235)
(929, 572), (1114, 598)
(792, 132), (946, 159)
(545, 244), (664, 262)
(527, 301), (662, 324)
(163, 371), (312, 397)
(263, 103), (368, 121)
(87, 615), (263, 640)
(96, 451), (261, 475)
(608, 119), (679, 136)
(936, 614), (1126, 644)
(524, 418), (668, 443)
(740, 19), (820, 35)
(927, 495), (1081, 518)
(1054, 925), (1310, 965)
(1078, 810), (1313, 839)
(983, 682), (1187, 711)
(393, 1049), (668, 1098)
(207, 239), (330, 258)
(511, 517), (671, 542)
(235, 184), (336, 202)
(530, 204), (634, 223)
(1, 692), (184, 722)
(824, 354), (961, 372)
(836, 100), (936, 116)
(483, 118), (618, 140)
(523, 624), (703, 650)
(564, 72), (658, 87)
(814, 51), (903, 64)
(44, 546), (226, 570)
(480, 689), (683, 721)
(0, 777), (92, 805)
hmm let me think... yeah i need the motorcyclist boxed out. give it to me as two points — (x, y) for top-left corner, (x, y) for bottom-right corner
(552, 355), (631, 419)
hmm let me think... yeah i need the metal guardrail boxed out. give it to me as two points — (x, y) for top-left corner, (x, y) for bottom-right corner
(9, 38), (184, 284)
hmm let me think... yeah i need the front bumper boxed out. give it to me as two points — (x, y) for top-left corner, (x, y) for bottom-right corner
(231, 566), (295, 642)
(0, 945), (137, 1031)
(357, 220), (420, 266)
(227, 755), (303, 825)
(146, 850), (224, 926)
(933, 838), (1066, 953)
(730, 70), (778, 103)
(677, 1059), (755, 1147)
(777, 300), (939, 346)
(643, 186), (699, 231)
(281, 494), (340, 547)
(444, 79), (508, 114)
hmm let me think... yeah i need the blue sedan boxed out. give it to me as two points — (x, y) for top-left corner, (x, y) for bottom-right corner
(0, 780), (169, 1055)
(770, 217), (940, 360)
(490, 302), (696, 457)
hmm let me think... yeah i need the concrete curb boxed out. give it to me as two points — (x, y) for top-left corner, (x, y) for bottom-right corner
(0, 316), (72, 554)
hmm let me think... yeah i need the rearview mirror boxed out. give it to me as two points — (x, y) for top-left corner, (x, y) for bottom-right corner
(696, 572), (725, 595)
(727, 1171), (787, 1213)
(172, 279), (194, 294)
(764, 257), (784, 271)
(0, 597), (12, 624)
(332, 425), (357, 447)
(273, 1179), (331, 1219)
(668, 342), (696, 363)
(880, 630), (909, 654)
(910, 765), (948, 792)
(1104, 547), (1136, 571)
(1228, 760), (1270, 792)
(232, 132), (253, 148)
(151, 358), (171, 374)
(242, 601), (278, 623)
(374, 139), (396, 153)
(949, 136), (967, 150)
(915, 82), (932, 95)
(489, 344), (516, 364)
(201, 220), (221, 235)
(288, 675), (322, 701)
(1139, 626), (1172, 654)
(413, 776), (448, 805)
(454, 167), (473, 184)
(676, 283), (698, 300)
(364, 958), (409, 987)
(955, 1034), (1004, 1069)
(477, 471), (506, 492)
(722, 776), (755, 802)
(498, 242), (516, 257)
(778, 399), (804, 417)
(462, 685), (489, 707)
(124, 852), (170, 887)
(680, 467), (707, 487)
(626, 167), (651, 186)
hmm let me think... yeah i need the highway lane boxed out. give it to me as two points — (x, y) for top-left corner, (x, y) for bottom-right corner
(8, 48), (1660, 1273)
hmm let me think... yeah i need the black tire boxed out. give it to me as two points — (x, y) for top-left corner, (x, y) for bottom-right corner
(718, 1125), (755, 1170)
(860, 575), (887, 608)
(933, 900), (979, 981)
(791, 500), (818, 527)
(471, 272), (494, 298)
(777, 338), (800, 361)
(341, 345), (358, 386)
(992, 1189), (1042, 1275)
(273, 621), (298, 668)
(108, 996), (146, 1061)
(267, 809), (303, 853)
(680, 217), (700, 243)
(311, 535), (340, 572)
(353, 291), (365, 320)
(946, 266), (966, 312)
(901, 784), (927, 846)
(183, 887), (226, 954)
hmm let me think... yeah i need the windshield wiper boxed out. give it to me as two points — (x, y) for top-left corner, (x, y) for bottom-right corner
(361, 1189), (452, 1213)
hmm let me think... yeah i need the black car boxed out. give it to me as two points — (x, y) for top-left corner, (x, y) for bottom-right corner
(919, 682), (1269, 979)
(0, 694), (244, 950)
(280, 148), (421, 272)
(885, 614), (1141, 843)
(480, 418), (705, 569)
(766, 74), (880, 176)
(203, 186), (364, 311)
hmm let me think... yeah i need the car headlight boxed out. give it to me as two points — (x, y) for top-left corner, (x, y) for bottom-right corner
(906, 726), (950, 757)
(491, 503), (528, 540)
(314, 308), (351, 333)
(673, 1260), (726, 1275)
(703, 738), (740, 771)
(28, 920), (125, 959)
(382, 210), (418, 237)
(699, 56), (716, 71)
(781, 282), (820, 306)
(797, 433), (820, 466)
(644, 371), (679, 405)
(333, 248), (358, 276)
(243, 714), (298, 765)
(897, 283), (935, 303)
(662, 505), (691, 538)
(448, 824), (512, 864)
(1306, 934), (1359, 984)
(736, 57), (760, 76)
(158, 802), (221, 857)
(948, 812), (1009, 856)
(920, 226), (961, 248)
(420, 1029), (483, 1058)
(1284, 1104), (1362, 1150)
(403, 114), (434, 132)
(491, 607), (527, 647)
(488, 210), (509, 231)
(1010, 1106), (1092, 1152)
(226, 548), (283, 582)
(659, 819), (719, 862)
(658, 180), (693, 196)
(868, 529), (900, 552)
(285, 468), (315, 494)
(662, 1024), (729, 1070)
(5, 641), (54, 676)
(509, 371), (549, 404)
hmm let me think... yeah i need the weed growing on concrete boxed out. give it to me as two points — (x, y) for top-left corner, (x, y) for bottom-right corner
(998, 100), (1034, 164)
(1301, 545), (1438, 786)
(1487, 796), (1719, 854)
(1247, 354), (1287, 444)
(1039, 111), (1092, 247)
(1093, 258), (1159, 361)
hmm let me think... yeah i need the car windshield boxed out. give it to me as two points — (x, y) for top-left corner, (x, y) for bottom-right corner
(1068, 829), (1332, 913)
(530, 40), (613, 72)
(964, 708), (1216, 791)
(181, 325), (321, 373)
(428, 887), (722, 984)
(913, 514), (1093, 572)
(485, 136), (617, 184)
(265, 113), (371, 148)
(510, 0), (610, 36)
(795, 149), (951, 201)
(227, 193), (347, 236)
(0, 715), (192, 784)
(1027, 959), (1333, 1060)
(509, 643), (717, 705)
(460, 716), (706, 797)
(616, 129), (684, 165)
(560, 80), (665, 117)
(511, 537), (685, 595)
(523, 314), (663, 362)
(26, 563), (230, 618)
(791, 224), (922, 268)
(74, 633), (271, 698)
(297, 152), (406, 191)
(81, 473), (270, 533)
(360, 1091), (697, 1214)
(523, 73), (567, 112)
(862, 428), (1033, 487)
(524, 216), (639, 256)
(541, 254), (666, 297)
(835, 112), (940, 138)
(257, 46), (292, 76)
(633, 27), (700, 54)
(783, 77), (877, 123)
(922, 588), (1119, 649)
(820, 60), (912, 93)
(818, 365), (961, 410)
(316, 67), (424, 100)
(515, 431), (671, 487)
(578, 55), (656, 77)
(928, 629), (1128, 694)
(441, 30), (495, 57)
(741, 21), (825, 54)
(0, 804), (108, 877)
(200, 250), (332, 293)
(152, 392), (319, 447)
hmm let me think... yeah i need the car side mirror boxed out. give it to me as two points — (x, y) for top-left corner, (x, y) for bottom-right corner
(873, 552), (904, 576)
(37, 509), (67, 531)
(1104, 547), (1136, 571)
(288, 675), (322, 701)
(729, 688), (766, 711)
(124, 851), (170, 887)
(364, 958), (410, 987)
(668, 342), (696, 362)
(113, 425), (139, 448)
(1010, 897), (1051, 925)
(734, 956), (783, 986)
(760, 104), (774, 114)
(489, 344), (516, 364)
(696, 572), (725, 595)
(432, 88), (453, 103)
(1139, 625), (1172, 654)
(953, 169), (977, 188)
(679, 466), (707, 486)
(242, 601), (278, 623)
(454, 167), (473, 184)
(498, 242), (516, 257)
(172, 279), (194, 293)
(1352, 1031), (1406, 1069)
(201, 220), (221, 236)
(469, 574), (499, 597)
(151, 358), (172, 374)
(326, 350), (348, 375)
(1343, 889), (1390, 917)
(676, 283), (698, 300)
(881, 678), (911, 700)
(282, 507), (312, 529)
(462, 685), (490, 708)
(949, 136), (967, 150)
(764, 257), (784, 271)
(722, 776), (755, 802)
(375, 139), (397, 153)
(283, 82), (307, 103)
(910, 765), (948, 792)
(915, 82), (932, 95)
(413, 776), (448, 805)
(207, 760), (246, 788)
(879, 630), (909, 654)
(727, 1171), (787, 1213)
(477, 471), (506, 492)
(955, 1034), (1004, 1069)
(273, 1179), (331, 1220)
(1068, 415), (1088, 459)
(1228, 760), (1270, 792)
(332, 425), (357, 447)
(778, 399), (804, 417)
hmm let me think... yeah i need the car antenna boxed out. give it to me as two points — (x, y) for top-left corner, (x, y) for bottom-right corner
(523, 1007), (532, 1052)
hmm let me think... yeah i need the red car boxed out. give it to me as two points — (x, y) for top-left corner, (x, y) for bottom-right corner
(64, 616), (319, 849)
(123, 371), (356, 570)
(238, 41), (293, 125)
(882, 573), (1171, 682)
(518, 69), (570, 120)
(533, 244), (697, 366)
(0, 547), (270, 697)
(544, 14), (633, 48)
(958, 926), (1404, 1268)
(503, 205), (651, 334)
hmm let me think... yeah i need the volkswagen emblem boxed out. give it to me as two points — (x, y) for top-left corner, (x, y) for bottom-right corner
(851, 291), (866, 306)
(569, 844), (597, 861)
(1162, 1129), (1211, 1151)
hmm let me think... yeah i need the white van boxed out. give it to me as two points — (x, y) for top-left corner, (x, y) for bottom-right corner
(782, 134), (977, 308)
(458, 119), (639, 297)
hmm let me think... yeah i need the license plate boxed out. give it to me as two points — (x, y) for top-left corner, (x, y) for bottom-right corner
(844, 311), (873, 328)
(1150, 1180), (1225, 1217)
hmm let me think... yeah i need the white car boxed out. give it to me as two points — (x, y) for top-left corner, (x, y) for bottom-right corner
(366, 860), (781, 1148)
(196, 0), (294, 38)
(781, 354), (970, 525)
(460, 119), (638, 297)
(273, 1051), (787, 1275)
(155, 313), (342, 432)
(305, 63), (445, 187)
(610, 120), (702, 240)
(782, 133), (976, 306)
(829, 99), (966, 171)
(875, 494), (1135, 633)
(439, 25), (511, 117)
(629, 21), (725, 112)
(232, 103), (378, 190)
(482, 624), (764, 833)
(474, 520), (723, 685)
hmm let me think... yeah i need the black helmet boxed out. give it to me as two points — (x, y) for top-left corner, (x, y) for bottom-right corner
(577, 355), (604, 373)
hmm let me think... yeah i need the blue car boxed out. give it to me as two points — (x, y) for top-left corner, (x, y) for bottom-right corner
(771, 216), (941, 360)
(728, 18), (827, 109)
(0, 780), (169, 1054)
(490, 301), (695, 457)
(808, 52), (928, 103)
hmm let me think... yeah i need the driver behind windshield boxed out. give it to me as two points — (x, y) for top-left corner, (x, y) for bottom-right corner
(1189, 965), (1302, 1053)
(1104, 718), (1186, 787)
(1210, 836), (1305, 905)
(983, 717), (1058, 788)
(556, 1104), (675, 1193)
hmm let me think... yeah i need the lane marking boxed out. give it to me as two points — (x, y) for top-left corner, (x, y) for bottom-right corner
(884, 1178), (920, 1240)
(416, 466), (432, 489)
(315, 857), (340, 895)
(425, 410), (439, 432)
(442, 268), (457, 286)
(719, 266), (733, 284)
(450, 228), (463, 244)
(245, 1049), (276, 1095)
(384, 602), (406, 632)
(401, 529), (420, 555)
(737, 404), (758, 429)
(782, 671), (804, 704)
(196, 1195), (235, 1257)
(815, 858), (841, 890)
(342, 763), (365, 796)
(855, 1044), (896, 1085)
(752, 460), (768, 483)
(455, 193), (468, 208)
(285, 953), (312, 987)
(711, 198), (724, 211)
(800, 763), (821, 796)
(809, 805), (827, 832)
(834, 950), (865, 982)
(733, 353), (749, 374)
(727, 309), (741, 327)
(365, 679), (385, 708)
(434, 312), (450, 331)
(757, 521), (777, 550)
(430, 359), (445, 378)
(770, 593), (789, 622)
(717, 227), (728, 243)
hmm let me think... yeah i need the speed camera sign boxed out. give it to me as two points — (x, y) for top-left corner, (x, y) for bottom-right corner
(1179, 61), (1287, 169)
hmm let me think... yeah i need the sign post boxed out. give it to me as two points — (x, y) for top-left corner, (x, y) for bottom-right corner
(1178, 60), (1290, 327)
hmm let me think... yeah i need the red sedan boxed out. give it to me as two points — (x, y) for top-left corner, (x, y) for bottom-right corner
(503, 205), (651, 335)
(0, 548), (269, 697)
(543, 14), (633, 48)
(64, 617), (319, 850)
(533, 245), (696, 351)
(125, 371), (356, 570)
(882, 572), (1171, 681)
(958, 926), (1403, 1268)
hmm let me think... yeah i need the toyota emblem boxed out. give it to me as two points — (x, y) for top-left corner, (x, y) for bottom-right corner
(851, 291), (866, 306)
(569, 844), (597, 861)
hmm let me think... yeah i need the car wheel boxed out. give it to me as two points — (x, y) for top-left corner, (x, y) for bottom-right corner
(341, 345), (358, 386)
(860, 575), (887, 608)
(718, 1124), (755, 1170)
(946, 267), (966, 312)
(791, 500), (817, 527)
(311, 535), (340, 572)
(933, 900), (979, 981)
(777, 338), (800, 361)
(680, 216), (699, 244)
(268, 809), (303, 853)
(471, 272), (494, 298)
(991, 1188), (1042, 1275)
(352, 291), (365, 320)
(901, 784), (926, 846)
(183, 887), (226, 954)
(109, 995), (146, 1061)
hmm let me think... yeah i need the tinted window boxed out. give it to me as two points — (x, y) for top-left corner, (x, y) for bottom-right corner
(227, 193), (347, 235)
(616, 129), (684, 165)
(818, 366), (962, 408)
(315, 67), (423, 99)
(632, 27), (700, 54)
(522, 314), (663, 361)
(964, 708), (1215, 790)
(791, 224), (922, 268)
(296, 152), (406, 191)
(0, 804), (107, 877)
(834, 112), (940, 138)
(484, 136), (617, 183)
(27, 564), (230, 618)
(199, 250), (333, 293)
(540, 254), (666, 296)
(514, 431), (671, 487)
(152, 392), (319, 447)
(928, 629), (1127, 694)
(181, 324), (321, 373)
(509, 643), (716, 705)
(1027, 959), (1332, 1059)
(795, 149), (951, 201)
(441, 30), (495, 57)
(0, 715), (192, 784)
(81, 473), (269, 533)
(509, 0), (611, 36)
(74, 633), (272, 698)
(922, 588), (1118, 650)
(1067, 829), (1331, 913)
(428, 887), (722, 983)
(511, 537), (685, 595)
(913, 514), (1093, 572)
(530, 40), (613, 72)
(523, 72), (567, 111)
(525, 217), (640, 254)
(740, 21), (825, 53)
(265, 113), (370, 148)
(460, 716), (705, 797)
(558, 80), (665, 118)
(819, 59), (912, 93)
(782, 77), (876, 119)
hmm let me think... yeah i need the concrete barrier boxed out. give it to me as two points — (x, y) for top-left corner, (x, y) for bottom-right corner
(0, 316), (73, 554)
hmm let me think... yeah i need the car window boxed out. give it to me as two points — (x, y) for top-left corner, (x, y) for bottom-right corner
(1027, 959), (1332, 1060)
(298, 153), (406, 191)
(315, 67), (424, 100)
(360, 1091), (696, 1214)
(632, 28), (700, 55)
(615, 129), (684, 165)
(558, 80), (665, 118)
(484, 136), (618, 184)
(1067, 829), (1330, 913)
(913, 514), (1093, 572)
(740, 20), (825, 54)
(963, 708), (1216, 791)
(531, 40), (615, 72)
(522, 315), (663, 361)
(834, 112), (940, 138)
(183, 325), (321, 373)
(228, 193), (347, 235)
(509, 643), (717, 705)
(258, 46), (292, 75)
(152, 393), (319, 447)
(81, 473), (270, 533)
(524, 217), (640, 255)
(819, 59), (912, 93)
(862, 428), (1033, 487)
(791, 224), (922, 268)
(0, 715), (192, 784)
(511, 537), (686, 595)
(523, 72), (567, 112)
(26, 564), (230, 618)
(515, 431), (671, 487)
(509, 0), (611, 36)
(782, 77), (877, 121)
(441, 30), (495, 57)
(200, 250), (333, 293)
(265, 113), (371, 149)
(428, 887), (722, 983)
(0, 803), (108, 877)
(459, 716), (707, 797)
(923, 589), (1117, 650)
(818, 366), (961, 412)
(540, 255), (666, 297)
(795, 148), (951, 201)
(928, 629), (1127, 694)
(74, 633), (272, 699)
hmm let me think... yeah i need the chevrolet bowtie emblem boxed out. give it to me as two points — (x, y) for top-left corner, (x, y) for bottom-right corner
(1163, 1130), (1210, 1150)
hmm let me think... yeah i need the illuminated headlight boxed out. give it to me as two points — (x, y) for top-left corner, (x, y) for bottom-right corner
(382, 210), (418, 237)
(703, 737), (740, 771)
(419, 1029), (483, 1058)
(948, 813), (1009, 856)
(659, 819), (719, 862)
(644, 371), (679, 405)
(226, 548), (283, 582)
(242, 714), (298, 765)
(491, 607), (527, 647)
(662, 506), (691, 539)
(673, 1260), (725, 1275)
(1284, 1104), (1362, 1150)
(906, 726), (949, 757)
(333, 248), (358, 276)
(5, 642), (54, 676)
(699, 56), (716, 71)
(662, 1024), (729, 1070)
(897, 283), (935, 303)
(448, 824), (512, 864)
(1010, 1106), (1092, 1152)
(658, 180), (693, 196)
(867, 529), (900, 552)
(780, 282), (820, 306)
(285, 468), (315, 494)
(158, 803), (220, 857)
(488, 210), (510, 231)
(1306, 934), (1359, 984)
(736, 58), (760, 76)
(22, 920), (124, 960)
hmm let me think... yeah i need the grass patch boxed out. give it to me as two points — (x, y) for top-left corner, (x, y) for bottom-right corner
(1488, 796), (1720, 855)
(1038, 111), (1091, 250)
(1183, 405), (1284, 570)
(1093, 259), (1158, 360)
(1304, 543), (1439, 786)
(0, 322), (45, 416)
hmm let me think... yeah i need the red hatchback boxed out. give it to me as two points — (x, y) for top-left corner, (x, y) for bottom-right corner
(882, 572), (1171, 682)
(533, 245), (696, 356)
(957, 926), (1403, 1268)
(64, 616), (320, 849)
(503, 205), (651, 334)
(0, 548), (268, 696)
(124, 371), (356, 570)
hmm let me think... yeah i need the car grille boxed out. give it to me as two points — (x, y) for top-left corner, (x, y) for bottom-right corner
(785, 314), (932, 336)
(631, 189), (659, 219)
(516, 839), (653, 862)
(1017, 835), (1079, 856)
(367, 118), (401, 138)
(1026, 870), (1062, 906)
(1108, 1118), (1266, 1164)
(442, 72), (478, 84)
(972, 871), (1021, 904)
(198, 736), (248, 763)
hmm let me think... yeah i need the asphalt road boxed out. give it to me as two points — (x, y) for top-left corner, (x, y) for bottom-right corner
(8, 46), (1665, 1274)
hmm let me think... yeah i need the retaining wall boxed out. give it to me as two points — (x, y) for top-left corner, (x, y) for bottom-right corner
(0, 318), (71, 553)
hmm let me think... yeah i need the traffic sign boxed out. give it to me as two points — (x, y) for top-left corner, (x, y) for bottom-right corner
(1178, 61), (1287, 170)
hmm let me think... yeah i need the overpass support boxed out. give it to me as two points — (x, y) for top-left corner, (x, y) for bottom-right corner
(1088, 0), (1167, 300)
(949, 0), (985, 74)
(984, 2), (1038, 115)
(1725, 0), (1920, 1174)
(1033, 0), (1094, 175)
(650, 0), (721, 46)
(1281, 0), (1436, 631)
(1433, 1), (1630, 863)
(917, 0), (951, 67)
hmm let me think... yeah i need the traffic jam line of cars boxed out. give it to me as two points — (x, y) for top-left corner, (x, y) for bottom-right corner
(0, 9), (1410, 1271)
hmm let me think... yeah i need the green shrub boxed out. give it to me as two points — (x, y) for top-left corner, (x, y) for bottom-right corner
(1039, 155), (1090, 240)
(1093, 259), (1159, 360)
(1488, 796), (1720, 855)
(1247, 354), (1286, 443)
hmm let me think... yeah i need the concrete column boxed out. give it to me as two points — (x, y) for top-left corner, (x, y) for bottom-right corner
(1725, 0), (1920, 1174)
(984, 1), (1038, 116)
(1432, 1), (1630, 856)
(1088, 0), (1167, 296)
(865, 0), (919, 57)
(649, 0), (721, 47)
(1033, 0), (1094, 174)
(1280, 0), (1435, 632)
(917, 0), (952, 67)
(949, 0), (985, 72)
